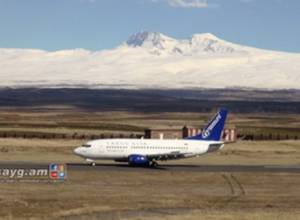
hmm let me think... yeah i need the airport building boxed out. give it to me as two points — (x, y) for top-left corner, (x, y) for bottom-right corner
(144, 126), (237, 142)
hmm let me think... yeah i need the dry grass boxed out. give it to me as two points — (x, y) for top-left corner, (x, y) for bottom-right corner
(0, 138), (84, 163)
(0, 171), (299, 220)
(1, 109), (300, 137)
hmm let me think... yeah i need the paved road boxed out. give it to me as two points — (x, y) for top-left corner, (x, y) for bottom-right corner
(0, 162), (300, 173)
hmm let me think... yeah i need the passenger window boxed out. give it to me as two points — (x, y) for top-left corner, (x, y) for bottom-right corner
(82, 144), (91, 148)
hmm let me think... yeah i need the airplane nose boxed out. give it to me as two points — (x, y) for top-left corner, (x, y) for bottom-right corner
(73, 147), (81, 155)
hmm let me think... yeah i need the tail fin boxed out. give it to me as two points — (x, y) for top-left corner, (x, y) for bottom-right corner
(187, 109), (228, 141)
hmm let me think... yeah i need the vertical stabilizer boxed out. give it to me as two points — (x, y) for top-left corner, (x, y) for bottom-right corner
(187, 109), (228, 141)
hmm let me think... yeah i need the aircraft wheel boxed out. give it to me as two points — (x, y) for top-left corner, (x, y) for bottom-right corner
(150, 161), (158, 167)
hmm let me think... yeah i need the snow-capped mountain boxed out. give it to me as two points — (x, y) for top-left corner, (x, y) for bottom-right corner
(126, 32), (246, 55)
(1, 31), (300, 90)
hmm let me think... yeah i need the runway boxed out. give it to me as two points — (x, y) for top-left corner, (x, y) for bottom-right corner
(0, 162), (300, 173)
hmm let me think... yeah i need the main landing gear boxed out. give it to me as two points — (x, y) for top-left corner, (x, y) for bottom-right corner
(150, 161), (158, 167)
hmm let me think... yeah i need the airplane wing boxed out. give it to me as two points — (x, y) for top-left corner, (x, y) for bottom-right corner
(146, 151), (195, 161)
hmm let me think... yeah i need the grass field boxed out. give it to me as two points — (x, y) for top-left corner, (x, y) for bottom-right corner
(1, 108), (300, 138)
(0, 168), (299, 220)
(0, 109), (299, 220)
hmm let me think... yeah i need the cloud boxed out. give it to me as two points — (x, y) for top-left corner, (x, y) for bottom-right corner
(151, 0), (216, 8)
(80, 0), (96, 3)
(167, 0), (209, 8)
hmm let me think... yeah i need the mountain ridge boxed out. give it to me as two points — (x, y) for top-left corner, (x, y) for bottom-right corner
(0, 31), (300, 90)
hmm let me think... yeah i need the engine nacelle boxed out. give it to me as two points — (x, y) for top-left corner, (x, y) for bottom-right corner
(128, 155), (149, 166)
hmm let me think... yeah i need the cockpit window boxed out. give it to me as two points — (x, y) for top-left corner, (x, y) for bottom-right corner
(82, 144), (91, 148)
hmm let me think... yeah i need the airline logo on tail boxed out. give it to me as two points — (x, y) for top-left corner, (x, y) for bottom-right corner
(186, 109), (228, 141)
(201, 113), (222, 138)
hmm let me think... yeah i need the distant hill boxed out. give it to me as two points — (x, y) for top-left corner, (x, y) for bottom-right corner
(1, 88), (300, 113)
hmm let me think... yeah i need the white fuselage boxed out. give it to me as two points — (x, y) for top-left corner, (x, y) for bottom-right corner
(74, 138), (224, 161)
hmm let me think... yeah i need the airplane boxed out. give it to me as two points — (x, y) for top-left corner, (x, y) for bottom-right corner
(73, 109), (228, 167)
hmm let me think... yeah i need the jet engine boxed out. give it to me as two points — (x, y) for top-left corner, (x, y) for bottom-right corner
(128, 154), (149, 166)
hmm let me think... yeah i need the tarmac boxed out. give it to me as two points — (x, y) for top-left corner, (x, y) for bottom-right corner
(0, 162), (300, 173)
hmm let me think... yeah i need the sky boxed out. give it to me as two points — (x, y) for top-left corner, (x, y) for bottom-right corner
(0, 0), (299, 52)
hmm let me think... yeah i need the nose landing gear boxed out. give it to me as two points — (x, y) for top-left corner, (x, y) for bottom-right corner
(86, 158), (96, 166)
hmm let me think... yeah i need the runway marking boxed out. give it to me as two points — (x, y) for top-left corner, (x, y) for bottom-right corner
(230, 174), (246, 195)
(222, 174), (235, 195)
(222, 174), (245, 196)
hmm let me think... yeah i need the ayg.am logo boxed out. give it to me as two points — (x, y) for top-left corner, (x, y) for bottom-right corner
(49, 164), (66, 180)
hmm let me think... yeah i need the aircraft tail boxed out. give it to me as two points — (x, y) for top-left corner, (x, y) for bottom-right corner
(186, 109), (228, 141)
